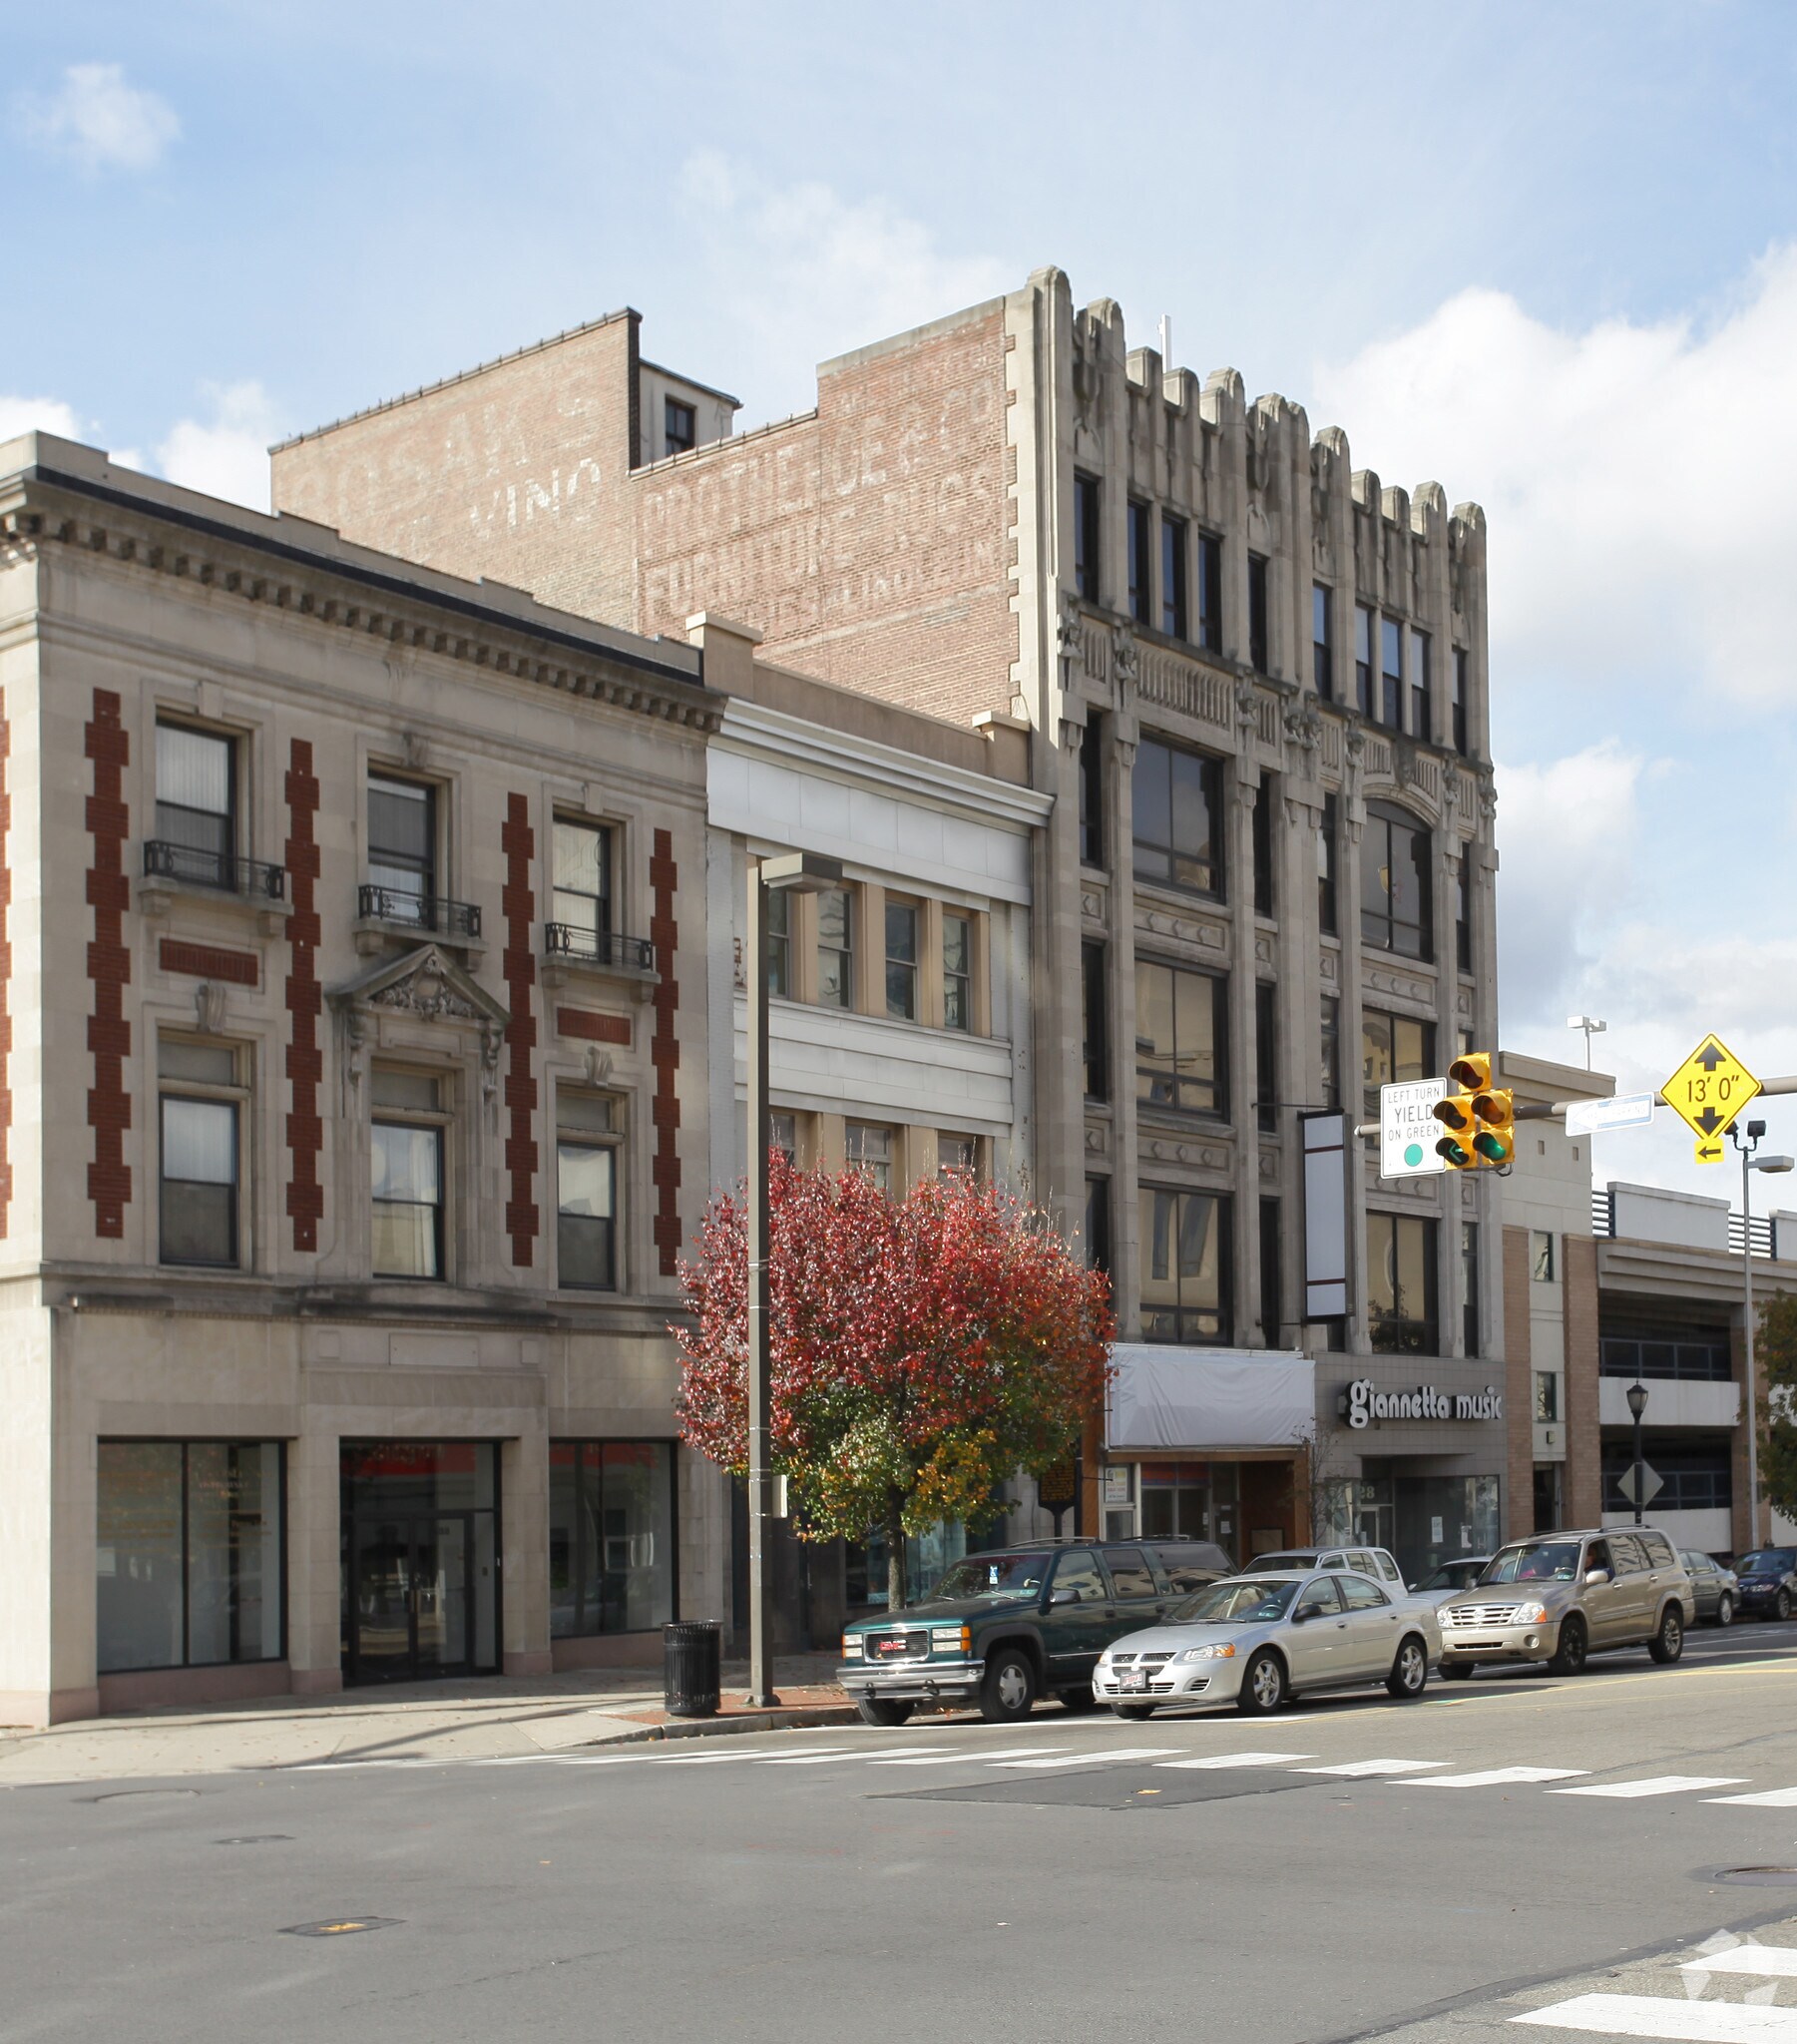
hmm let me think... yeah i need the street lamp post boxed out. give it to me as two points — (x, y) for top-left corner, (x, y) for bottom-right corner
(1625, 1379), (1648, 1526)
(743, 850), (841, 1710)
(1732, 1119), (1796, 1552)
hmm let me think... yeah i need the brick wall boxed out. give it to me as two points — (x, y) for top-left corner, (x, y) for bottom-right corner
(501, 793), (539, 1267)
(0, 700), (10, 1238)
(649, 827), (680, 1278)
(159, 939), (258, 987)
(84, 691), (131, 1238)
(283, 739), (324, 1253)
(1562, 1233), (1602, 1529)
(1503, 1225), (1533, 1540)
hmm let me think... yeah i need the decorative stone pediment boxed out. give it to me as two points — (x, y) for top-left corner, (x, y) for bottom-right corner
(329, 945), (511, 1103)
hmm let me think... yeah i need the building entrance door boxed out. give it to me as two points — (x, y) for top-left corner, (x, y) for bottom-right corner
(346, 1514), (473, 1683)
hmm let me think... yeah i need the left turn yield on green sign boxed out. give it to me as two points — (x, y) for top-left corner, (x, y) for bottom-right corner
(1382, 1078), (1448, 1178)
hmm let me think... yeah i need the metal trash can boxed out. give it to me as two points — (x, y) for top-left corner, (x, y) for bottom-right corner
(664, 1620), (722, 1719)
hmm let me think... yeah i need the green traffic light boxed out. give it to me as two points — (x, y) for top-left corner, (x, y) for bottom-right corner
(1435, 1135), (1474, 1167)
(1473, 1131), (1512, 1164)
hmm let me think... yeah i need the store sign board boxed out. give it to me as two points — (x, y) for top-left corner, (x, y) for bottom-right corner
(1342, 1378), (1505, 1428)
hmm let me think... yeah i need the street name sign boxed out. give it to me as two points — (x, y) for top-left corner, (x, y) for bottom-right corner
(1614, 1462), (1664, 1508)
(1564, 1092), (1655, 1138)
(1663, 1033), (1760, 1143)
(1381, 1078), (1447, 1178)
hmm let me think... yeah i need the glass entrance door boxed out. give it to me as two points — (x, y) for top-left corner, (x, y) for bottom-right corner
(347, 1514), (472, 1683)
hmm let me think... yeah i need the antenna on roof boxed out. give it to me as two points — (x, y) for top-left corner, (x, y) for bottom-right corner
(1158, 314), (1173, 365)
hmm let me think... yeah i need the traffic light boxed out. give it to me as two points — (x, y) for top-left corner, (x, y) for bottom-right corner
(1432, 1052), (1515, 1169)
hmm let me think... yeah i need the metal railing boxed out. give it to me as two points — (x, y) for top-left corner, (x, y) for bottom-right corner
(1729, 1213), (1776, 1259)
(356, 884), (481, 939)
(144, 839), (286, 899)
(1591, 1189), (1613, 1237)
(543, 923), (655, 972)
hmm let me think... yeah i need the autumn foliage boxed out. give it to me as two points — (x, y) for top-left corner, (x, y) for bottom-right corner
(674, 1159), (1114, 1607)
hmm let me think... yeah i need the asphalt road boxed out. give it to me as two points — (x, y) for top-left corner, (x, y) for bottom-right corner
(11, 1626), (1797, 2044)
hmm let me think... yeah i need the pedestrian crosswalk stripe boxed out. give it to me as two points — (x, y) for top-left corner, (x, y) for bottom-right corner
(1707, 1787), (1797, 1806)
(1416, 1767), (1587, 1788)
(1154, 1752), (1313, 1771)
(868, 1746), (1064, 1766)
(657, 1747), (845, 1765)
(1683, 1948), (1797, 1978)
(989, 1748), (1181, 1771)
(1550, 1775), (1746, 1798)
(1297, 1758), (1448, 1777)
(1510, 1991), (1797, 2039)
(759, 1748), (937, 1764)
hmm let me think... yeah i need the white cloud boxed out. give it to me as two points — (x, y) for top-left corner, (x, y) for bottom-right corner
(1312, 249), (1797, 710)
(0, 394), (85, 443)
(15, 63), (180, 175)
(155, 381), (285, 512)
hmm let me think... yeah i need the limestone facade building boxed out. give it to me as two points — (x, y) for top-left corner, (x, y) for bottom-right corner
(271, 268), (1505, 1576)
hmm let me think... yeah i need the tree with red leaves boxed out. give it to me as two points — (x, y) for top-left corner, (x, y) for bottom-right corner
(674, 1157), (1114, 1609)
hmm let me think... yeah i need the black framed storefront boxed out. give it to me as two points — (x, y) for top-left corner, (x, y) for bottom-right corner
(339, 1442), (501, 1685)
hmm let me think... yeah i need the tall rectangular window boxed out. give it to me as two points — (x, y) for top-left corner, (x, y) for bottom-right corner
(1355, 604), (1374, 715)
(1196, 532), (1223, 652)
(816, 886), (853, 1008)
(664, 397), (696, 457)
(1135, 958), (1226, 1119)
(1247, 552), (1269, 675)
(1131, 737), (1223, 899)
(1260, 1196), (1282, 1346)
(371, 1068), (444, 1279)
(846, 1122), (894, 1194)
(1361, 802), (1433, 959)
(1251, 777), (1274, 918)
(1361, 1008), (1436, 1123)
(1255, 979), (1277, 1135)
(97, 1440), (284, 1673)
(1463, 1221), (1481, 1358)
(938, 1132), (978, 1179)
(1535, 1371), (1559, 1423)
(768, 1111), (797, 1166)
(1453, 647), (1469, 754)
(1311, 584), (1333, 701)
(549, 1441), (675, 1638)
(155, 723), (236, 888)
(1456, 861), (1473, 973)
(1126, 501), (1151, 625)
(1408, 627), (1432, 740)
(1366, 1212), (1439, 1355)
(1318, 791), (1339, 935)
(1139, 1188), (1232, 1344)
(552, 816), (612, 949)
(1074, 472), (1101, 602)
(1380, 616), (1403, 729)
(884, 898), (919, 1020)
(766, 886), (791, 998)
(1320, 995), (1341, 1112)
(1082, 939), (1109, 1102)
(943, 911), (973, 1032)
(1161, 514), (1188, 640)
(1079, 718), (1105, 868)
(159, 1038), (242, 1269)
(367, 773), (436, 923)
(1084, 1177), (1112, 1274)
(557, 1090), (620, 1290)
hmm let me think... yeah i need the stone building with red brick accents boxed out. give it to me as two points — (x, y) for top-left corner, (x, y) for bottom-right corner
(268, 269), (1504, 1580)
(0, 432), (723, 1725)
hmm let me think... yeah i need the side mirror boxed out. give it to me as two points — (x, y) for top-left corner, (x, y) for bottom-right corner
(1292, 1602), (1320, 1624)
(1049, 1586), (1079, 1607)
(1584, 1568), (1610, 1586)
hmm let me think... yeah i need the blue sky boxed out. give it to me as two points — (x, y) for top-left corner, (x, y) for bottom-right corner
(10, 1), (1797, 1205)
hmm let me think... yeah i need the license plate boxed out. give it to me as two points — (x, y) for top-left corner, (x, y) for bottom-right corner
(1120, 1671), (1151, 1694)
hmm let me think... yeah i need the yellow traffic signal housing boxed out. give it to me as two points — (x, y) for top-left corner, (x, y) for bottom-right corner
(1432, 1090), (1480, 1168)
(1433, 1053), (1516, 1169)
(1447, 1052), (1492, 1092)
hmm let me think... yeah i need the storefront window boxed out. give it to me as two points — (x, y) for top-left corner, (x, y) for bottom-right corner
(846, 1521), (971, 1610)
(1137, 1460), (1238, 1551)
(97, 1440), (284, 1674)
(339, 1443), (499, 1684)
(1321, 1472), (1501, 1584)
(548, 1441), (675, 1637)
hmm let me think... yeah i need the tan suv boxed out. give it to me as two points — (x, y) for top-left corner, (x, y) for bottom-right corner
(1438, 1528), (1692, 1679)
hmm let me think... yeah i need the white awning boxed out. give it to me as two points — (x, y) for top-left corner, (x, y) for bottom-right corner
(1107, 1344), (1315, 1453)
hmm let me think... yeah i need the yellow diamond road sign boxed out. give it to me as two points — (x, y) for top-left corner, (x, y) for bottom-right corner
(1663, 1033), (1760, 1145)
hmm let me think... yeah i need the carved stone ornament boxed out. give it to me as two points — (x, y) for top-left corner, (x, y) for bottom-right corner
(194, 981), (227, 1035)
(1111, 624), (1138, 694)
(1477, 764), (1498, 821)
(328, 945), (512, 1102)
(1283, 699), (1323, 766)
(1233, 673), (1259, 751)
(584, 1044), (614, 1088)
(1057, 593), (1086, 676)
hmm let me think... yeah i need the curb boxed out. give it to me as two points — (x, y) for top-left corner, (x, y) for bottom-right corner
(582, 1704), (860, 1746)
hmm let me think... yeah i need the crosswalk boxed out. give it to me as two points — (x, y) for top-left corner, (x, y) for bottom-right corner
(1516, 1936), (1797, 2041)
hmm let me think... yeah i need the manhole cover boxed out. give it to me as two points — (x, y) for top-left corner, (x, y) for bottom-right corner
(1715, 1867), (1797, 1887)
(79, 1788), (202, 1804)
(281, 1917), (400, 1938)
(217, 1835), (292, 1845)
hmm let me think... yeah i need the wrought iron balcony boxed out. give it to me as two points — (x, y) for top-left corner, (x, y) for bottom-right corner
(144, 839), (286, 900)
(357, 883), (482, 940)
(543, 922), (655, 972)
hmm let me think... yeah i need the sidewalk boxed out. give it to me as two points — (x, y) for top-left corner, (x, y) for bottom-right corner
(0, 1654), (856, 1788)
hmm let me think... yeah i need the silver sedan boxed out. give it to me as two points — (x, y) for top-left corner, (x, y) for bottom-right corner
(1093, 1571), (1440, 1719)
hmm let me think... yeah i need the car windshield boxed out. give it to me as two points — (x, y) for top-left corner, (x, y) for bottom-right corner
(1169, 1579), (1300, 1625)
(1479, 1540), (1582, 1584)
(1737, 1550), (1797, 1574)
(930, 1554), (1051, 1603)
(1416, 1562), (1470, 1591)
(1241, 1554), (1314, 1574)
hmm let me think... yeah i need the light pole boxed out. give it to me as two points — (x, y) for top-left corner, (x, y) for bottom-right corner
(1566, 1015), (1606, 1071)
(1625, 1378), (1648, 1526)
(1732, 1118), (1796, 1550)
(744, 849), (841, 1709)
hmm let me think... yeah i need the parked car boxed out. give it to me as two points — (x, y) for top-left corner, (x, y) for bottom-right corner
(1729, 1547), (1797, 1621)
(837, 1539), (1235, 1727)
(1242, 1545), (1410, 1594)
(1413, 1557), (1496, 1602)
(1680, 1550), (1738, 1627)
(1094, 1571), (1440, 1718)
(1437, 1528), (1692, 1678)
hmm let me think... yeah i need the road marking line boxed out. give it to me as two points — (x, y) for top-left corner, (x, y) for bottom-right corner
(1549, 1776), (1747, 1798)
(759, 1748), (938, 1765)
(654, 1747), (846, 1766)
(1414, 1767), (1588, 1788)
(1707, 1787), (1797, 1806)
(1154, 1752), (1314, 1771)
(1684, 1949), (1797, 1978)
(1296, 1759), (1449, 1777)
(989, 1748), (1182, 1771)
(868, 1747), (1063, 1766)
(1509, 1991), (1797, 2038)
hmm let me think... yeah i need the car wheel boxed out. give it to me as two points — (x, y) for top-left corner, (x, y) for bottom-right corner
(1237, 1648), (1287, 1716)
(1715, 1593), (1735, 1629)
(1776, 1589), (1791, 1623)
(1111, 1704), (1156, 1722)
(854, 1698), (914, 1728)
(1058, 1685), (1100, 1714)
(1385, 1635), (1429, 1700)
(979, 1647), (1039, 1724)
(1439, 1661), (1475, 1682)
(1548, 1615), (1587, 1676)
(1648, 1605), (1684, 1664)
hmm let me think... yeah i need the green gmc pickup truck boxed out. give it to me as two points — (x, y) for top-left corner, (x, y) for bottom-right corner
(838, 1539), (1234, 1726)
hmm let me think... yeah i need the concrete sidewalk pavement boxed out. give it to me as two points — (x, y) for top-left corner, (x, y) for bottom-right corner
(0, 1654), (855, 1787)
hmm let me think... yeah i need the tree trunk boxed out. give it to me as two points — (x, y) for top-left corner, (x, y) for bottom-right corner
(885, 1489), (908, 1612)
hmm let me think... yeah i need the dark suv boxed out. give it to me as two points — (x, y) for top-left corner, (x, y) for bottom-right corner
(838, 1539), (1234, 1727)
